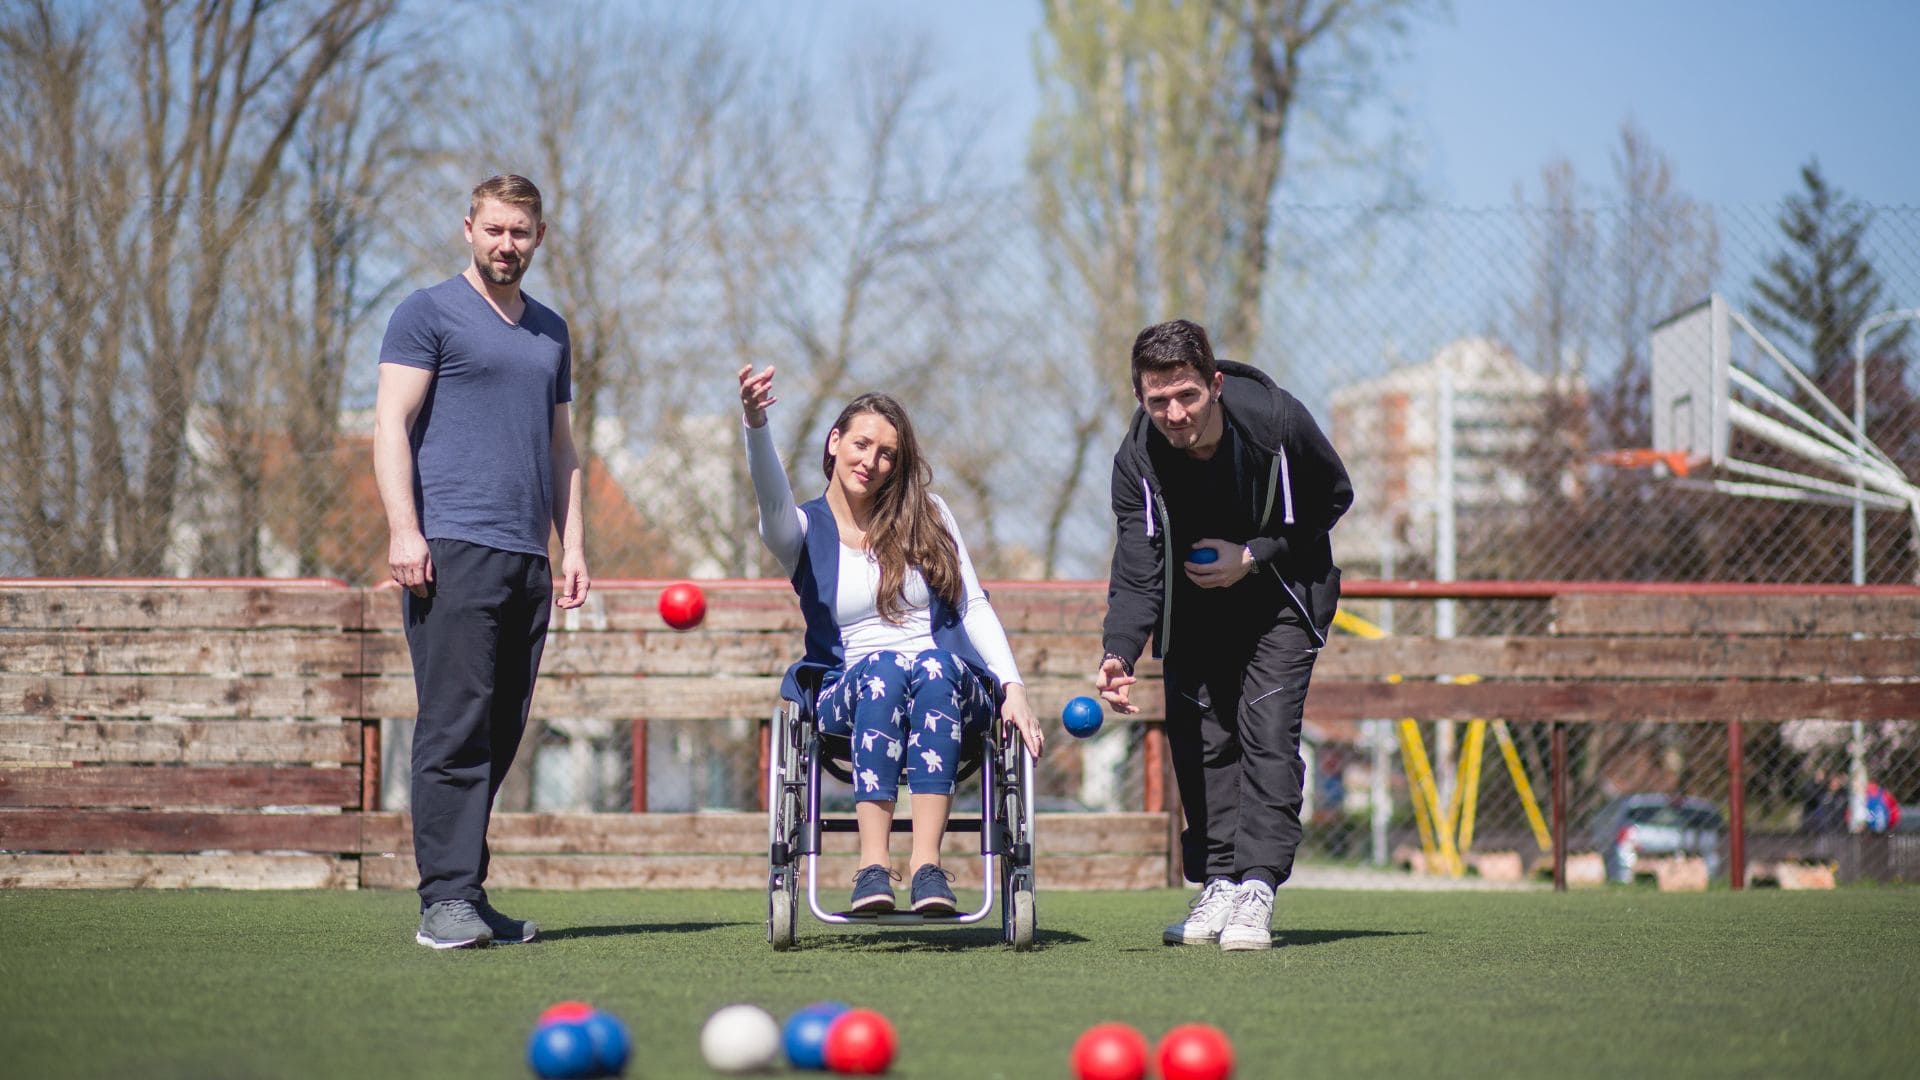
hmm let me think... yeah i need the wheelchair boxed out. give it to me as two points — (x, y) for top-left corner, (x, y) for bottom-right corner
(765, 661), (1038, 951)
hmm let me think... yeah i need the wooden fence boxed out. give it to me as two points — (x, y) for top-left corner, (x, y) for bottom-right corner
(2, 581), (1915, 890)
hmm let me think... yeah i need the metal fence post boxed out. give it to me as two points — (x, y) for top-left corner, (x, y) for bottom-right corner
(1728, 719), (1746, 890)
(1551, 722), (1568, 892)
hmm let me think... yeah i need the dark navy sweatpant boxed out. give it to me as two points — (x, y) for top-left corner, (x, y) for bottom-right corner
(1163, 608), (1320, 886)
(405, 538), (552, 909)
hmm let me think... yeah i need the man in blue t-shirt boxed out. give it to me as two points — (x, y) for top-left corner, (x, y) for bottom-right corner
(374, 174), (591, 949)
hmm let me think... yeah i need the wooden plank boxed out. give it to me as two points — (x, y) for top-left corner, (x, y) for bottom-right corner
(1551, 593), (1920, 636)
(0, 765), (361, 808)
(0, 853), (356, 889)
(0, 810), (361, 852)
(0, 631), (361, 676)
(1318, 635), (1920, 680)
(358, 812), (1168, 857)
(358, 851), (1163, 891)
(0, 588), (361, 631)
(0, 718), (360, 765)
(365, 629), (1155, 680)
(362, 584), (1113, 634)
(363, 673), (1168, 721)
(0, 675), (359, 719)
(369, 626), (1920, 680)
(1305, 680), (1920, 723)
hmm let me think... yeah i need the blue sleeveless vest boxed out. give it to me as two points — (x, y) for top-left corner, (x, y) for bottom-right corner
(780, 496), (994, 703)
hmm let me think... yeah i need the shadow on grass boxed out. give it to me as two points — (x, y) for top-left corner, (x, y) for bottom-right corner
(540, 920), (746, 941)
(1115, 927), (1423, 953)
(799, 927), (1090, 953)
(1277, 927), (1425, 948)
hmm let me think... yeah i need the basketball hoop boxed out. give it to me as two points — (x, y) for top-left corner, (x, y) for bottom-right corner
(1595, 449), (1697, 478)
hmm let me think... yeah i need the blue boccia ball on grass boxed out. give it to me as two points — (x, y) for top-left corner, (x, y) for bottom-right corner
(783, 1000), (852, 1070)
(581, 1010), (631, 1076)
(1186, 546), (1219, 564)
(1062, 695), (1104, 738)
(528, 1020), (598, 1079)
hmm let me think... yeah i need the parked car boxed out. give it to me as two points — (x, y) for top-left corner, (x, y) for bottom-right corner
(1589, 794), (1725, 884)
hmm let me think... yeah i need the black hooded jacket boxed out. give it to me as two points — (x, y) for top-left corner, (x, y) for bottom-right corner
(1102, 359), (1353, 662)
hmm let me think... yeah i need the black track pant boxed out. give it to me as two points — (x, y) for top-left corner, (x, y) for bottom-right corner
(405, 539), (552, 908)
(1164, 609), (1319, 885)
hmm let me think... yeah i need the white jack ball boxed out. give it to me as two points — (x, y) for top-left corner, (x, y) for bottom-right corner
(700, 1004), (782, 1074)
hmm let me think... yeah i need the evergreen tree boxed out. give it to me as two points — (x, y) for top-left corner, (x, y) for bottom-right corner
(1750, 159), (1906, 392)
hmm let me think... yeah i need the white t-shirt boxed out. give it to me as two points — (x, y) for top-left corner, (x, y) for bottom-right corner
(745, 418), (1022, 686)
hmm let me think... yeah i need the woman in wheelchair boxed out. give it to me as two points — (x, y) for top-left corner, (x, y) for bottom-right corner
(739, 364), (1045, 915)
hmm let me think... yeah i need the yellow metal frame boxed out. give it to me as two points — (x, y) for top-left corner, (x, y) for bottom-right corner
(1332, 609), (1552, 876)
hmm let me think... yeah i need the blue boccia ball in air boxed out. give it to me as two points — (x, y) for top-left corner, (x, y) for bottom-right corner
(783, 1000), (852, 1070)
(1186, 546), (1219, 564)
(528, 1020), (599, 1079)
(581, 1010), (631, 1076)
(1062, 695), (1104, 738)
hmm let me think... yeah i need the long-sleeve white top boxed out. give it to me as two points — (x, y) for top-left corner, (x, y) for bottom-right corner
(745, 418), (1023, 687)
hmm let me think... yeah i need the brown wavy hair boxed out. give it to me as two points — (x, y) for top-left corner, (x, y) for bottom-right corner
(821, 393), (962, 623)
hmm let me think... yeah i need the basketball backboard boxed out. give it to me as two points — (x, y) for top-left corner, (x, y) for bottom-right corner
(1649, 295), (1730, 468)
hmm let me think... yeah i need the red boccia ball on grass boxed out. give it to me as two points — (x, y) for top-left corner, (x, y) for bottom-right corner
(658, 582), (706, 631)
(536, 1001), (596, 1028)
(1071, 1023), (1149, 1080)
(822, 1008), (896, 1075)
(1157, 1023), (1234, 1080)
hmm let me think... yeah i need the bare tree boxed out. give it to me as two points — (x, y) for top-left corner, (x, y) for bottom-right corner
(195, 15), (447, 577)
(120, 0), (396, 573)
(0, 1), (135, 574)
(1026, 0), (1424, 575)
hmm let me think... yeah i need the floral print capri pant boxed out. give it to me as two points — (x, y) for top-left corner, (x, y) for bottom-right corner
(816, 648), (995, 801)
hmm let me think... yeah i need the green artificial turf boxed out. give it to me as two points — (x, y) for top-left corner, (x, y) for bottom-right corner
(2, 886), (1914, 1079)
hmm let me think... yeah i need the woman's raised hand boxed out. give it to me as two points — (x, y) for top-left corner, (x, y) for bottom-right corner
(738, 364), (777, 428)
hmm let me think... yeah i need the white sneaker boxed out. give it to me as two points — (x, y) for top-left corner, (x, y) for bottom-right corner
(1162, 878), (1239, 945)
(1218, 880), (1276, 951)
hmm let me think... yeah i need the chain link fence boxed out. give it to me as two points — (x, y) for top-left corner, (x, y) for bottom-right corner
(5, 195), (1918, 585)
(7, 189), (1918, 878)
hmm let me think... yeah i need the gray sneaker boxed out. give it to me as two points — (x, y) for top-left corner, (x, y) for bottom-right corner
(1162, 877), (1238, 945)
(416, 899), (494, 949)
(477, 901), (538, 944)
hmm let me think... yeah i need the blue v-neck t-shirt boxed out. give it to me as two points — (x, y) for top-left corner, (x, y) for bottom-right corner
(379, 275), (573, 559)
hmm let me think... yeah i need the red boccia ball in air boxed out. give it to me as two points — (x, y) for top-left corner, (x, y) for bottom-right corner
(822, 1008), (896, 1075)
(1071, 1023), (1150, 1080)
(658, 582), (706, 631)
(1157, 1023), (1234, 1080)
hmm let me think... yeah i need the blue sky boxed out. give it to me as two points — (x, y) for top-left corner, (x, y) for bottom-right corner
(792, 0), (1918, 207)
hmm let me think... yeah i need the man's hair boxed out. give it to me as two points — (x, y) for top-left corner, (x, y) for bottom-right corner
(469, 174), (542, 223)
(1130, 319), (1217, 394)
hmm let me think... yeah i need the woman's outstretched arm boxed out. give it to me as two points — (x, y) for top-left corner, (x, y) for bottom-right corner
(740, 365), (806, 576)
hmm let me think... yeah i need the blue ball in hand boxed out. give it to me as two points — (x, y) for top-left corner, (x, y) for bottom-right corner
(1186, 546), (1219, 564)
(1062, 696), (1104, 738)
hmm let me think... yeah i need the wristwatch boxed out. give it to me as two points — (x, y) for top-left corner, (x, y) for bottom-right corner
(1244, 546), (1259, 574)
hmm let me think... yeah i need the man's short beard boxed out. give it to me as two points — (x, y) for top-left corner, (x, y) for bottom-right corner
(476, 253), (527, 286)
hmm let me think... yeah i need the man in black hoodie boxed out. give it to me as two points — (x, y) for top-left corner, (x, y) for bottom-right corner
(1094, 320), (1352, 951)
